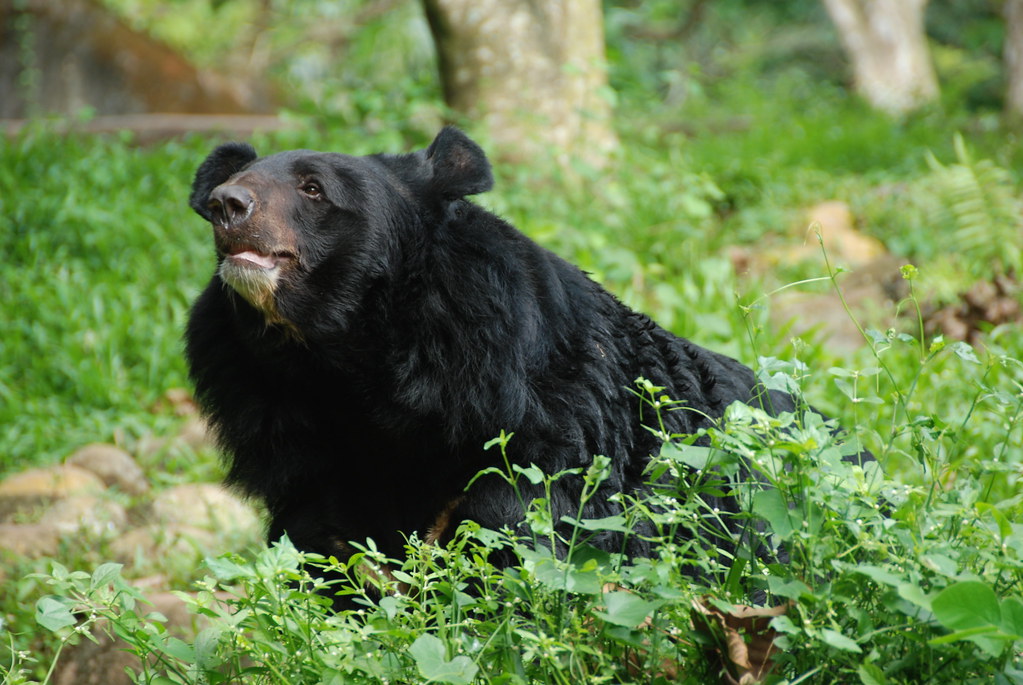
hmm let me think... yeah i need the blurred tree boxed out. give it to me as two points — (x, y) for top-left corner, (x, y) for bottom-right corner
(1006, 0), (1023, 118)
(421, 0), (617, 165)
(822, 0), (939, 114)
(0, 0), (274, 118)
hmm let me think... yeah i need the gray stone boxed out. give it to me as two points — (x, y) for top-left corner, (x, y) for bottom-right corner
(178, 417), (214, 451)
(150, 483), (259, 534)
(67, 443), (150, 496)
(38, 495), (128, 535)
(110, 523), (217, 569)
(0, 523), (62, 557)
(0, 465), (104, 521)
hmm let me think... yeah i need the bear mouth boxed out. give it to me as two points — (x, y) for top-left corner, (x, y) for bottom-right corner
(218, 247), (293, 317)
(222, 247), (295, 270)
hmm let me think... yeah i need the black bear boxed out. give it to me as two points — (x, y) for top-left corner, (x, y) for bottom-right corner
(186, 128), (853, 595)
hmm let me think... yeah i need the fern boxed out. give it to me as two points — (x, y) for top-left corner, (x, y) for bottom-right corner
(925, 134), (1022, 279)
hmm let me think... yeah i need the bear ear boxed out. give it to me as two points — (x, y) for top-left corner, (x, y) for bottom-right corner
(425, 127), (494, 200)
(190, 142), (257, 220)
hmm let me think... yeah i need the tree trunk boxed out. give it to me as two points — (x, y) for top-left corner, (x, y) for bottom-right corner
(1006, 0), (1023, 119)
(822, 0), (938, 115)
(421, 0), (617, 166)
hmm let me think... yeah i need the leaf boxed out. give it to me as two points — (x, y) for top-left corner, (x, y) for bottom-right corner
(482, 431), (513, 450)
(920, 553), (959, 578)
(769, 614), (799, 635)
(1000, 597), (1023, 637)
(524, 499), (553, 536)
(90, 562), (124, 590)
(864, 329), (889, 346)
(820, 628), (862, 653)
(595, 591), (665, 628)
(564, 566), (603, 595)
(408, 634), (478, 685)
(530, 554), (602, 594)
(193, 626), (225, 670)
(661, 442), (715, 470)
(849, 564), (903, 588)
(561, 514), (630, 533)
(512, 464), (546, 485)
(566, 544), (613, 570)
(951, 341), (981, 364)
(156, 635), (196, 664)
(691, 597), (787, 684)
(765, 577), (812, 601)
(931, 581), (1002, 631)
(35, 596), (77, 632)
(203, 555), (255, 581)
(857, 662), (890, 685)
(977, 503), (1013, 541)
(930, 581), (1007, 657)
(752, 489), (795, 540)
(928, 625), (1004, 654)
(896, 583), (932, 612)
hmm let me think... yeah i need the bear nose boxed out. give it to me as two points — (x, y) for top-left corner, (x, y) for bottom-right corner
(208, 184), (254, 227)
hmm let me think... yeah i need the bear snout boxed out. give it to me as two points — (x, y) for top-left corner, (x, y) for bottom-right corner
(208, 184), (255, 228)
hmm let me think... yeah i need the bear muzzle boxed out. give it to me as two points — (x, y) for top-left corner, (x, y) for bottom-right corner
(204, 173), (302, 327)
(227, 250), (278, 270)
(214, 230), (297, 322)
(214, 232), (297, 316)
(218, 244), (295, 271)
(208, 184), (254, 228)
(217, 250), (286, 322)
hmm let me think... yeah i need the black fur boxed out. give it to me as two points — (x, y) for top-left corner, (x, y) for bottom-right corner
(189, 142), (257, 222)
(185, 128), (855, 592)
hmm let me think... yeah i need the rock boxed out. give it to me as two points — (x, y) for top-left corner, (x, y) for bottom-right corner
(38, 495), (128, 535)
(178, 417), (213, 451)
(802, 201), (887, 266)
(0, 464), (104, 498)
(112, 486), (260, 576)
(67, 443), (150, 496)
(134, 434), (169, 461)
(730, 201), (889, 279)
(110, 523), (218, 570)
(770, 255), (907, 351)
(135, 418), (214, 462)
(0, 465), (104, 521)
(770, 292), (865, 351)
(150, 484), (258, 533)
(0, 523), (62, 557)
(151, 388), (199, 417)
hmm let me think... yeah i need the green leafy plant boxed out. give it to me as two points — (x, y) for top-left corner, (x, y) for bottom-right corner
(925, 134), (1022, 279)
(14, 307), (1022, 682)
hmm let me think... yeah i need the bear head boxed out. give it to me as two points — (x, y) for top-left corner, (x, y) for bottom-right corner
(189, 127), (494, 332)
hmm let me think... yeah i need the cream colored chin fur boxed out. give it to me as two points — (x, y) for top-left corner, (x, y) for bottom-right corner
(219, 260), (280, 318)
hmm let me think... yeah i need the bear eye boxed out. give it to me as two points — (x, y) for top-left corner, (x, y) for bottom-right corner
(299, 181), (323, 199)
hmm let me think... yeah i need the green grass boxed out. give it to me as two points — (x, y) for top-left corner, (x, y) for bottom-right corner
(1, 131), (212, 470)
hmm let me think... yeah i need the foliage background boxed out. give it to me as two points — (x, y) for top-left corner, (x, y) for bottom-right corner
(3, 0), (1021, 472)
